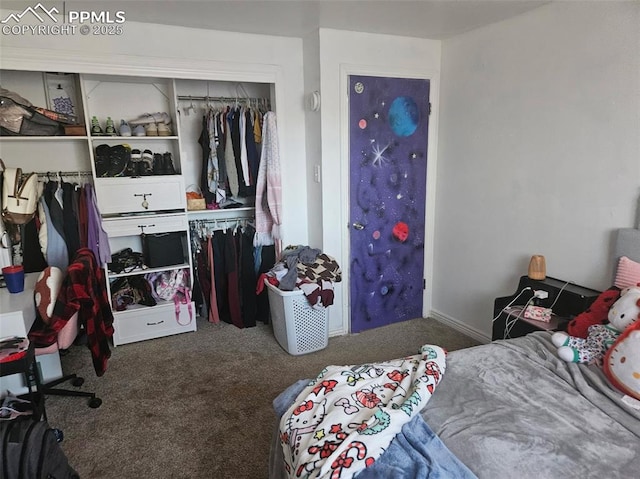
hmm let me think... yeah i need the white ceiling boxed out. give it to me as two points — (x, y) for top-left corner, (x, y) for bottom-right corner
(2, 0), (550, 40)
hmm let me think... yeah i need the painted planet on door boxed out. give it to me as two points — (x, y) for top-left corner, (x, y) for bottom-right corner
(388, 96), (419, 137)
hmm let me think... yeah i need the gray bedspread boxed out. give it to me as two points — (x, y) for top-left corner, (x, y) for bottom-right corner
(421, 331), (640, 478)
(270, 332), (640, 478)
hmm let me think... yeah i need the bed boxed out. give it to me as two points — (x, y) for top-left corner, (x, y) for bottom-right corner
(269, 228), (640, 478)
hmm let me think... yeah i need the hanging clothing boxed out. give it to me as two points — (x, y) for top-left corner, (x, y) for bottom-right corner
(198, 115), (216, 206)
(78, 185), (89, 248)
(255, 244), (276, 324)
(254, 111), (283, 248)
(224, 229), (243, 328)
(85, 183), (111, 265)
(224, 109), (239, 197)
(7, 174), (105, 273)
(207, 236), (220, 324)
(62, 181), (81, 259)
(214, 111), (228, 193)
(22, 216), (47, 273)
(189, 221), (276, 328)
(40, 195), (68, 270)
(43, 181), (68, 260)
(231, 108), (251, 198)
(239, 224), (257, 327)
(245, 109), (259, 194)
(194, 240), (212, 319)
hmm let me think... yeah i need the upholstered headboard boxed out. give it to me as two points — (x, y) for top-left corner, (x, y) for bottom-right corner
(614, 228), (640, 263)
(613, 228), (640, 285)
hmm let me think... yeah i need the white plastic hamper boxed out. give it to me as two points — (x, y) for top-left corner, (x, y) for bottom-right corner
(264, 281), (329, 355)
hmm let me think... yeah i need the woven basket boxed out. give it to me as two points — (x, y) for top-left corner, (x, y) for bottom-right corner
(186, 185), (206, 211)
(187, 198), (206, 211)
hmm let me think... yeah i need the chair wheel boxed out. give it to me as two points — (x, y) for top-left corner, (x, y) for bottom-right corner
(71, 377), (84, 387)
(88, 397), (102, 408)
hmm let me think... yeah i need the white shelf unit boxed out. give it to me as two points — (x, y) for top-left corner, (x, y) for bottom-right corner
(80, 74), (196, 346)
(101, 213), (196, 346)
(0, 71), (90, 171)
(1, 68), (274, 345)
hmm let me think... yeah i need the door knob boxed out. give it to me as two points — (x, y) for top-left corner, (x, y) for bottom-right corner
(352, 222), (365, 230)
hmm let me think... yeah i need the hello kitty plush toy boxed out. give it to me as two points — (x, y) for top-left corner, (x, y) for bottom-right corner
(552, 286), (640, 365)
(604, 321), (640, 400)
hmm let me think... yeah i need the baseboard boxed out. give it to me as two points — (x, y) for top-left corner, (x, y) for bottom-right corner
(429, 310), (491, 344)
(329, 328), (346, 338)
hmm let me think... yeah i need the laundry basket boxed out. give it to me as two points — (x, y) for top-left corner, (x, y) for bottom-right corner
(265, 281), (329, 355)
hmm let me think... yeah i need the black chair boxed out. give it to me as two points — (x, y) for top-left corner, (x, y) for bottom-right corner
(0, 339), (47, 420)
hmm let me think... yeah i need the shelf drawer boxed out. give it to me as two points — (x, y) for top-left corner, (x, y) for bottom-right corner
(95, 177), (185, 215)
(103, 214), (187, 237)
(112, 302), (196, 346)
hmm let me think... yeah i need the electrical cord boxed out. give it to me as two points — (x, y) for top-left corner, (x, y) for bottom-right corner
(492, 287), (532, 322)
(548, 280), (571, 311)
(504, 296), (535, 339)
(494, 281), (572, 339)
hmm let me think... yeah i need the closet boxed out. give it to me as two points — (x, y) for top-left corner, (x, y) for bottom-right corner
(177, 79), (277, 330)
(0, 70), (279, 346)
(189, 218), (275, 329)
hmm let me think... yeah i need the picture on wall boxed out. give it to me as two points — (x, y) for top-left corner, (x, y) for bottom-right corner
(44, 72), (79, 118)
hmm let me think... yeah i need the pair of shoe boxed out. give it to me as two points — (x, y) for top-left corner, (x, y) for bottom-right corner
(144, 123), (172, 136)
(129, 112), (171, 126)
(152, 152), (177, 175)
(92, 117), (132, 137)
(129, 123), (172, 136)
(130, 149), (154, 176)
(119, 120), (132, 136)
(95, 144), (130, 177)
(91, 116), (102, 136)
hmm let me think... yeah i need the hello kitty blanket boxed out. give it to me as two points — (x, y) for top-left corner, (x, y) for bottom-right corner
(278, 345), (447, 479)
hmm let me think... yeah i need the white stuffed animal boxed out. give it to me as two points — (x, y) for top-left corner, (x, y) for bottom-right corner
(604, 321), (640, 400)
(552, 286), (640, 364)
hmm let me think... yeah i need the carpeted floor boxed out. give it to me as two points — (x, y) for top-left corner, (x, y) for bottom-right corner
(46, 317), (480, 478)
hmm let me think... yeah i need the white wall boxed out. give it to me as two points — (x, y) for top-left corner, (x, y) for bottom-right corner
(318, 29), (441, 334)
(303, 31), (323, 249)
(433, 1), (640, 340)
(0, 17), (309, 246)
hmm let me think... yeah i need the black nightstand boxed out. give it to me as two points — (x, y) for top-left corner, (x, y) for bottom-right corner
(492, 276), (601, 341)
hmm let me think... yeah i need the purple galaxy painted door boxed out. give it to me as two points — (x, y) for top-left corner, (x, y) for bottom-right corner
(349, 75), (430, 333)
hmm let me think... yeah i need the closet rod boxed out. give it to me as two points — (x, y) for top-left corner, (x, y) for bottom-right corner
(23, 170), (93, 179)
(189, 217), (253, 225)
(177, 95), (268, 103)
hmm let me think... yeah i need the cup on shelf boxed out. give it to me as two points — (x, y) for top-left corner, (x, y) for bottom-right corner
(2, 265), (25, 293)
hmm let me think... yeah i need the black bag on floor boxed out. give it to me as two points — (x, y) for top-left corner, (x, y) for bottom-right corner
(0, 417), (79, 479)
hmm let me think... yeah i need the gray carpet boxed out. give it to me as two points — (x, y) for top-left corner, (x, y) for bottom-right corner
(46, 317), (480, 478)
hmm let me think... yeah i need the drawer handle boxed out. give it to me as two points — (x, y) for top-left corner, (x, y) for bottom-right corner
(146, 320), (164, 326)
(134, 193), (152, 209)
(138, 224), (156, 234)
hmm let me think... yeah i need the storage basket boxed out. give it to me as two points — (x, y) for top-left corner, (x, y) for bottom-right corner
(186, 185), (206, 211)
(142, 232), (186, 268)
(265, 281), (329, 355)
